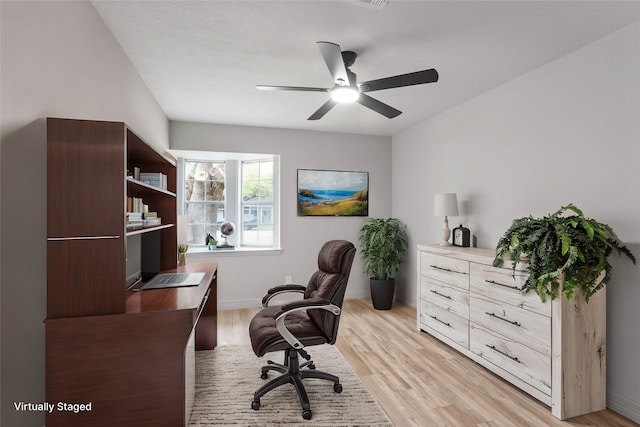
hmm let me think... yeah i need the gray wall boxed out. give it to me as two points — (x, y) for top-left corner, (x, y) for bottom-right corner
(170, 121), (392, 308)
(392, 21), (640, 421)
(0, 2), (168, 426)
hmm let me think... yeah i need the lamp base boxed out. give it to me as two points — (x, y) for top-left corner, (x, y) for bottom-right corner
(440, 216), (451, 246)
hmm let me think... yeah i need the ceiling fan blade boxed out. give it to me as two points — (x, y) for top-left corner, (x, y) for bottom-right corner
(256, 85), (329, 92)
(308, 99), (337, 120)
(357, 94), (402, 118)
(317, 41), (350, 86)
(359, 68), (439, 93)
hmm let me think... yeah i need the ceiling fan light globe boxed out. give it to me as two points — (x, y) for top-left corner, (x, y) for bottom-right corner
(331, 87), (360, 103)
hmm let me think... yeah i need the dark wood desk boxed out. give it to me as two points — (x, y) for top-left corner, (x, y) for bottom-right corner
(45, 262), (217, 427)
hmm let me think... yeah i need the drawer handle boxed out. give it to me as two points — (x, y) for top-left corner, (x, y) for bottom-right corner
(485, 279), (520, 291)
(429, 315), (451, 327)
(485, 312), (521, 327)
(486, 344), (521, 363)
(430, 289), (452, 300)
(431, 265), (467, 275)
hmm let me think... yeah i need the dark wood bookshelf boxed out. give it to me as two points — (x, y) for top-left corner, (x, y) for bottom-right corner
(45, 118), (216, 426)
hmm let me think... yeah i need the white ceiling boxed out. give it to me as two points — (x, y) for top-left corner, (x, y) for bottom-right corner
(92, 1), (640, 137)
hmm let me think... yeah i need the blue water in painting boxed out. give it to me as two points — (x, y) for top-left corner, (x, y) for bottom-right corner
(298, 189), (357, 203)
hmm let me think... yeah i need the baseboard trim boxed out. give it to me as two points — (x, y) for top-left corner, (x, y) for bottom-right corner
(607, 390), (640, 423)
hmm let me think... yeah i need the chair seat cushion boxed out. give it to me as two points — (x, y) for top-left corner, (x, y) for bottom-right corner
(249, 306), (329, 356)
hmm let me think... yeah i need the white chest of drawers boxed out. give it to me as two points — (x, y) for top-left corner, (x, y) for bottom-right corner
(417, 244), (606, 420)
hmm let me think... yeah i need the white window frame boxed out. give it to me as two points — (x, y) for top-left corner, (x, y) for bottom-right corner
(176, 152), (280, 253)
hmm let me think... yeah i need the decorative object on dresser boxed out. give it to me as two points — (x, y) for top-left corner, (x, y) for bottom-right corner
(359, 218), (408, 310)
(493, 203), (636, 302)
(452, 224), (471, 247)
(433, 193), (458, 246)
(416, 244), (609, 420)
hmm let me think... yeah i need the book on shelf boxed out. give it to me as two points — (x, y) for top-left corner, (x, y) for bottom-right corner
(139, 172), (167, 191)
(126, 223), (143, 231)
(143, 217), (162, 227)
(126, 197), (145, 213)
(126, 212), (143, 221)
(126, 211), (144, 230)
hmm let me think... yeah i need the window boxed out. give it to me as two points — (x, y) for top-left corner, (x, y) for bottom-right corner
(241, 159), (273, 247)
(178, 153), (279, 250)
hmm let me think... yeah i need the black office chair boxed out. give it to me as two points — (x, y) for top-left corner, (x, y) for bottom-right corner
(248, 240), (356, 420)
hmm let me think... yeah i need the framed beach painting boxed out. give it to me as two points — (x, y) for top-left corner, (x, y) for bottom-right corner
(297, 169), (368, 216)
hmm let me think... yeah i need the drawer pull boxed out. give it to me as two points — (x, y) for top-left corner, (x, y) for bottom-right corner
(485, 312), (521, 327)
(431, 265), (467, 275)
(430, 289), (452, 300)
(485, 279), (520, 291)
(486, 344), (521, 363)
(429, 315), (451, 327)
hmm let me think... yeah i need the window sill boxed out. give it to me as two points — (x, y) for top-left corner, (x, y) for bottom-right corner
(186, 246), (283, 257)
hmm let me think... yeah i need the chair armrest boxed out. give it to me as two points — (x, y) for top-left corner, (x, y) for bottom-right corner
(275, 297), (334, 317)
(273, 298), (341, 350)
(261, 284), (306, 308)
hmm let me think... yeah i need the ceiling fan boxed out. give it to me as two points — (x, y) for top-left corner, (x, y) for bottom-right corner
(256, 41), (439, 120)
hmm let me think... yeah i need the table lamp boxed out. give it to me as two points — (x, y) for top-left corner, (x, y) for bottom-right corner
(434, 193), (458, 246)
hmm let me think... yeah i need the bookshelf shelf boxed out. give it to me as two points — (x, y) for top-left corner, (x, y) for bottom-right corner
(127, 176), (177, 198)
(126, 223), (174, 237)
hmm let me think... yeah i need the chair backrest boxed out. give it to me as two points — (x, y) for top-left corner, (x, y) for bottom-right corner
(303, 240), (356, 344)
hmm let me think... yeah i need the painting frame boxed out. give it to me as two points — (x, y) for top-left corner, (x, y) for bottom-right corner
(297, 168), (369, 217)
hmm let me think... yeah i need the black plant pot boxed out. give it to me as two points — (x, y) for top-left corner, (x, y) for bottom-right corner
(370, 278), (395, 310)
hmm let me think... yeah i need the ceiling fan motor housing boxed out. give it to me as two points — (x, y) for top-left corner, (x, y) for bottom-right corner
(341, 51), (357, 68)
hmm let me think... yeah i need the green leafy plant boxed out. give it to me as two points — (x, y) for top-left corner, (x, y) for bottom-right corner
(494, 204), (636, 302)
(178, 243), (189, 254)
(359, 218), (408, 281)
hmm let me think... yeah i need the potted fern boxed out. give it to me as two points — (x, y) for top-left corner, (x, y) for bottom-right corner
(493, 204), (636, 302)
(359, 218), (408, 310)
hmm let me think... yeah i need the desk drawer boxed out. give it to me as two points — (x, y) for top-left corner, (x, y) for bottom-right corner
(470, 322), (551, 396)
(470, 294), (550, 356)
(421, 276), (469, 319)
(470, 263), (549, 317)
(421, 300), (469, 349)
(421, 253), (469, 290)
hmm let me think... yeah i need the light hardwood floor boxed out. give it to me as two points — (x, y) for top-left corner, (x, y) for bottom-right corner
(217, 299), (638, 427)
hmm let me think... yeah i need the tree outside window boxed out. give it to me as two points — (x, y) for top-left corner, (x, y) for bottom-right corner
(184, 160), (225, 245)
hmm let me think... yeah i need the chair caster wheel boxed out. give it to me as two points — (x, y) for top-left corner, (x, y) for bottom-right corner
(333, 383), (343, 393)
(251, 400), (260, 410)
(260, 371), (268, 379)
(302, 409), (312, 420)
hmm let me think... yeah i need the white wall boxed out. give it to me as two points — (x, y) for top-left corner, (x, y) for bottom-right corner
(392, 22), (640, 421)
(170, 121), (392, 308)
(0, 2), (168, 426)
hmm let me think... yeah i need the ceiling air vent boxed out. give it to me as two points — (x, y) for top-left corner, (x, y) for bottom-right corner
(351, 0), (390, 10)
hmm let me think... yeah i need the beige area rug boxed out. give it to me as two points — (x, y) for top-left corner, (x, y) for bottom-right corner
(189, 344), (392, 426)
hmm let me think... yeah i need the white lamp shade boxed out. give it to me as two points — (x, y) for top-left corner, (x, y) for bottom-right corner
(434, 193), (459, 217)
